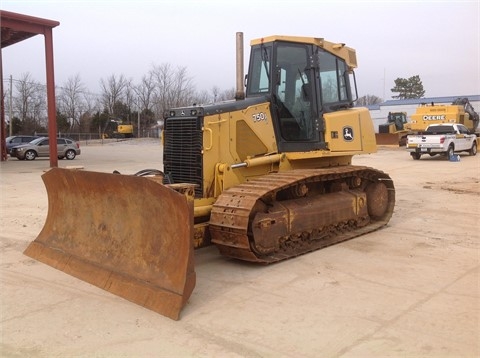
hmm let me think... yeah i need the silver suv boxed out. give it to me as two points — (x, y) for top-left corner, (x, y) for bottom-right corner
(5, 135), (39, 154)
(11, 137), (81, 160)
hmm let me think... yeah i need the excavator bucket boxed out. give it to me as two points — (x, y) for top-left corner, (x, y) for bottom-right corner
(24, 168), (195, 320)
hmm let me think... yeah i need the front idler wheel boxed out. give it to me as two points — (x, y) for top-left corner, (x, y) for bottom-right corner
(365, 181), (389, 219)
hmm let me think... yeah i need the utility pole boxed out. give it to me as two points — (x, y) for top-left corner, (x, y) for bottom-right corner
(137, 110), (140, 138)
(383, 68), (386, 101)
(9, 75), (13, 136)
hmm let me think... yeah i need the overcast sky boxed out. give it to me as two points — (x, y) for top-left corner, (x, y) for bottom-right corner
(2, 0), (479, 100)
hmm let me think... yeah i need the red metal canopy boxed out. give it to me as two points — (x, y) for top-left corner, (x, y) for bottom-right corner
(1, 10), (59, 166)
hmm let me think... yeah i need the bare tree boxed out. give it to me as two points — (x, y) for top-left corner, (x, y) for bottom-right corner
(217, 87), (235, 102)
(171, 66), (196, 107)
(13, 72), (36, 121)
(13, 72), (46, 133)
(150, 63), (196, 117)
(133, 72), (157, 135)
(124, 80), (136, 122)
(99, 74), (129, 116)
(80, 91), (102, 134)
(31, 86), (47, 129)
(135, 72), (156, 112)
(211, 86), (220, 102)
(58, 74), (86, 131)
(194, 89), (212, 105)
(356, 95), (383, 106)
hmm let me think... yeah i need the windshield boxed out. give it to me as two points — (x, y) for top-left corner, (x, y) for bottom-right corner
(30, 137), (47, 145)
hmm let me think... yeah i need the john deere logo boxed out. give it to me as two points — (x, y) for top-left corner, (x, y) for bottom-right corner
(343, 126), (354, 141)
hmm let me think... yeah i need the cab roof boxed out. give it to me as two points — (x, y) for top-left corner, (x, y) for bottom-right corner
(250, 35), (357, 69)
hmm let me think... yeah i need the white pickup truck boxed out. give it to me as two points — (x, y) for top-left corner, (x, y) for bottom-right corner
(406, 123), (478, 160)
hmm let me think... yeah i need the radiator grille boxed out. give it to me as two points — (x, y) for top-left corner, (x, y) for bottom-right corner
(163, 116), (203, 197)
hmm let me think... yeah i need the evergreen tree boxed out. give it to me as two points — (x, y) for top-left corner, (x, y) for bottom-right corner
(391, 75), (425, 99)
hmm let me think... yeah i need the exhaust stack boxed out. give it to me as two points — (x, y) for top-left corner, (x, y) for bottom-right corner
(235, 32), (245, 100)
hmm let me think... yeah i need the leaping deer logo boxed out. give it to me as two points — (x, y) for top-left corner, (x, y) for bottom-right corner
(343, 126), (354, 141)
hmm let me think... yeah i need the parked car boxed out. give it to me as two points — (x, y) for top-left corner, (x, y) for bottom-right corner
(11, 137), (81, 160)
(5, 135), (39, 154)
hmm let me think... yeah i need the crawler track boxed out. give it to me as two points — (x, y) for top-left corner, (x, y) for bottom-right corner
(209, 166), (395, 263)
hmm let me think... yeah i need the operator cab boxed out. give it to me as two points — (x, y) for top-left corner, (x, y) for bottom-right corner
(387, 112), (408, 131)
(246, 36), (358, 152)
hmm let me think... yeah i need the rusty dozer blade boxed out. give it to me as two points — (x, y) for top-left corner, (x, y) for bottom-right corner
(24, 168), (195, 320)
(375, 132), (408, 146)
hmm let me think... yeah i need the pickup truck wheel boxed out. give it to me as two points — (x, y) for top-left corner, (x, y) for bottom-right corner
(411, 153), (421, 160)
(447, 145), (454, 160)
(469, 142), (477, 156)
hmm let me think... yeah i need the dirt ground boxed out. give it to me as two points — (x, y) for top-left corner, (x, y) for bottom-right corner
(1, 139), (479, 358)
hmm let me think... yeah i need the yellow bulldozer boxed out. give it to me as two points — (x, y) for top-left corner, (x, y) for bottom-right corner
(24, 33), (395, 320)
(375, 111), (410, 146)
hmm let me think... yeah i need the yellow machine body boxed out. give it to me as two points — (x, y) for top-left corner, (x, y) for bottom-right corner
(24, 34), (395, 320)
(375, 112), (410, 146)
(410, 100), (479, 148)
(102, 120), (134, 139)
(410, 102), (478, 132)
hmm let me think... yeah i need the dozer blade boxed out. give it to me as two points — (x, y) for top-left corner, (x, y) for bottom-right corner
(375, 133), (407, 146)
(24, 168), (195, 320)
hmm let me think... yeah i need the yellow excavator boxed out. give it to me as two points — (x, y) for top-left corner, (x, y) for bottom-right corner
(409, 98), (480, 149)
(410, 98), (480, 134)
(102, 119), (134, 139)
(24, 33), (395, 320)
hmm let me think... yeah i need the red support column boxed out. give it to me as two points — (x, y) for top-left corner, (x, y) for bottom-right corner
(0, 49), (7, 161)
(44, 28), (58, 168)
(1, 11), (60, 165)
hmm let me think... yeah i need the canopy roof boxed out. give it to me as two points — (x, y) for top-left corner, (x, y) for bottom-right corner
(0, 10), (60, 165)
(1, 10), (59, 48)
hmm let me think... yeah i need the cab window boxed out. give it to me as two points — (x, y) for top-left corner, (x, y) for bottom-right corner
(248, 46), (271, 95)
(318, 51), (349, 105)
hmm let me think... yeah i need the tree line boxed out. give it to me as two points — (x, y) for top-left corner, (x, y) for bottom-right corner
(5, 67), (425, 136)
(356, 75), (426, 106)
(5, 63), (235, 138)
